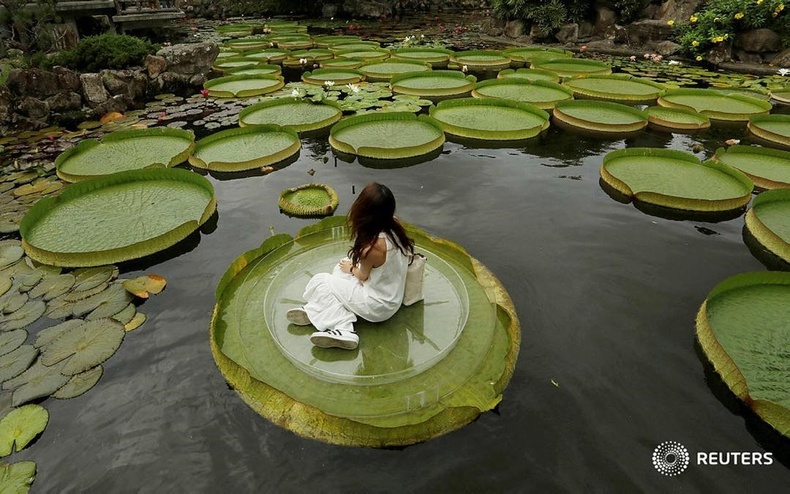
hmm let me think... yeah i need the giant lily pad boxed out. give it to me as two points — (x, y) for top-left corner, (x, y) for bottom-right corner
(472, 79), (572, 110)
(55, 128), (195, 183)
(497, 68), (560, 83)
(0, 460), (36, 492)
(278, 183), (339, 217)
(312, 35), (361, 48)
(390, 48), (453, 68)
(713, 145), (790, 190)
(212, 57), (264, 74)
(301, 68), (364, 86)
(747, 114), (790, 150)
(203, 74), (285, 98)
(20, 168), (216, 267)
(225, 64), (282, 77)
(449, 50), (512, 71)
(390, 71), (477, 100)
(600, 148), (753, 212)
(561, 74), (664, 104)
(238, 98), (342, 134)
(358, 60), (431, 82)
(658, 88), (772, 123)
(189, 125), (300, 172)
(552, 100), (648, 136)
(696, 271), (790, 436)
(243, 49), (289, 63)
(40, 318), (125, 375)
(503, 47), (573, 67)
(329, 112), (445, 160)
(643, 106), (711, 133)
(531, 58), (612, 78)
(210, 216), (519, 447)
(335, 48), (390, 62)
(429, 98), (549, 141)
(744, 189), (790, 263)
(221, 38), (272, 51)
(328, 41), (381, 52)
(0, 404), (48, 456)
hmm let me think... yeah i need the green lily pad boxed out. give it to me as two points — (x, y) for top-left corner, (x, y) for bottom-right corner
(2, 359), (69, 407)
(34, 319), (85, 349)
(745, 189), (790, 263)
(278, 183), (339, 217)
(358, 60), (431, 82)
(72, 266), (118, 292)
(71, 284), (133, 320)
(27, 274), (75, 301)
(713, 145), (790, 190)
(0, 345), (37, 384)
(328, 41), (381, 52)
(124, 312), (146, 332)
(301, 68), (364, 86)
(335, 48), (390, 62)
(0, 246), (23, 269)
(0, 460), (36, 493)
(0, 292), (27, 317)
(329, 112), (445, 160)
(0, 278), (10, 299)
(189, 125), (301, 173)
(0, 404), (48, 456)
(110, 303), (136, 325)
(497, 68), (560, 83)
(20, 169), (216, 267)
(561, 74), (664, 104)
(0, 301), (46, 331)
(238, 98), (342, 134)
(429, 98), (549, 141)
(601, 147), (753, 212)
(390, 70), (477, 100)
(747, 114), (790, 150)
(212, 57), (264, 74)
(312, 35), (361, 48)
(531, 58), (612, 78)
(503, 47), (572, 66)
(449, 50), (512, 71)
(52, 365), (103, 399)
(390, 48), (453, 67)
(243, 49), (289, 64)
(55, 128), (195, 183)
(552, 100), (648, 136)
(696, 272), (790, 436)
(225, 64), (282, 77)
(658, 88), (772, 123)
(472, 79), (573, 110)
(0, 331), (26, 358)
(203, 74), (285, 98)
(40, 318), (125, 376)
(643, 106), (711, 133)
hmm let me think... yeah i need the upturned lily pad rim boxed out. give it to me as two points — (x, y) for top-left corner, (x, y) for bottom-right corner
(188, 125), (301, 172)
(552, 100), (648, 134)
(744, 189), (790, 263)
(358, 60), (432, 82)
(657, 88), (772, 122)
(391, 47), (454, 65)
(747, 114), (790, 150)
(212, 57), (266, 74)
(600, 147), (754, 212)
(19, 168), (216, 267)
(502, 46), (573, 64)
(531, 58), (612, 78)
(643, 105), (711, 132)
(390, 70), (477, 99)
(301, 68), (365, 85)
(713, 145), (790, 190)
(312, 35), (362, 48)
(695, 271), (790, 437)
(238, 98), (343, 134)
(497, 68), (561, 83)
(203, 74), (285, 98)
(210, 216), (520, 447)
(329, 112), (445, 160)
(472, 78), (573, 109)
(449, 50), (512, 70)
(278, 183), (339, 217)
(243, 49), (289, 63)
(429, 98), (549, 141)
(561, 74), (665, 104)
(55, 127), (195, 183)
(225, 64), (282, 76)
(334, 48), (391, 61)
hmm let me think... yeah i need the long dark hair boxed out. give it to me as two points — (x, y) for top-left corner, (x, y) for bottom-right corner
(347, 182), (414, 265)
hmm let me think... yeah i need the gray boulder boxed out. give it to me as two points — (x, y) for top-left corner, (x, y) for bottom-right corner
(80, 73), (110, 108)
(101, 69), (148, 100)
(17, 97), (49, 120)
(45, 92), (83, 112)
(769, 48), (790, 68)
(6, 68), (60, 98)
(156, 41), (219, 78)
(735, 29), (782, 53)
(505, 20), (525, 39)
(556, 23), (579, 44)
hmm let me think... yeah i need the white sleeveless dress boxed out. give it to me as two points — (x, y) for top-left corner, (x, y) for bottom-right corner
(302, 232), (409, 332)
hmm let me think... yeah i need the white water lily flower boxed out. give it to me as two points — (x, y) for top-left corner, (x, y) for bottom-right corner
(346, 83), (361, 93)
(325, 80), (335, 87)
(668, 60), (681, 65)
(291, 88), (304, 98)
(299, 58), (308, 64)
(778, 68), (790, 76)
(462, 64), (468, 72)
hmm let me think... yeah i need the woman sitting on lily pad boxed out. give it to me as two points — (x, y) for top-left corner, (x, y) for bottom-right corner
(287, 182), (414, 350)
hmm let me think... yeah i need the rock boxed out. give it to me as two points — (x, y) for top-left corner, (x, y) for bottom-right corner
(479, 16), (505, 37)
(17, 97), (49, 120)
(604, 24), (629, 44)
(343, 0), (390, 18)
(735, 50), (763, 64)
(657, 0), (704, 22)
(156, 41), (219, 78)
(50, 22), (79, 51)
(150, 72), (191, 96)
(101, 69), (148, 100)
(0, 86), (13, 126)
(53, 66), (81, 93)
(145, 55), (168, 78)
(90, 95), (130, 119)
(578, 21), (595, 40)
(45, 92), (82, 112)
(595, 6), (617, 35)
(769, 48), (790, 68)
(80, 73), (110, 107)
(706, 42), (732, 65)
(505, 20), (525, 39)
(6, 68), (60, 98)
(188, 74), (207, 87)
(735, 29), (782, 53)
(529, 24), (550, 42)
(626, 20), (674, 49)
(556, 23), (579, 44)
(585, 39), (616, 52)
(656, 40), (682, 56)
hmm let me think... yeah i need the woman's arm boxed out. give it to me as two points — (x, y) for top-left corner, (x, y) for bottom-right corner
(339, 238), (386, 281)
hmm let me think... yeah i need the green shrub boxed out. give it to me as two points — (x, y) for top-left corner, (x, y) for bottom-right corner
(491, 0), (592, 36)
(50, 34), (159, 72)
(673, 0), (789, 58)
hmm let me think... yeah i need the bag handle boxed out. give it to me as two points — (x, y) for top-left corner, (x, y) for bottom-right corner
(408, 252), (425, 266)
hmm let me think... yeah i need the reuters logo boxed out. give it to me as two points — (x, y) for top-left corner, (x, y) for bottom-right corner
(653, 441), (690, 476)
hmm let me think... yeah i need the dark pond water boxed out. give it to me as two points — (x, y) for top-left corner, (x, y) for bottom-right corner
(12, 119), (790, 492)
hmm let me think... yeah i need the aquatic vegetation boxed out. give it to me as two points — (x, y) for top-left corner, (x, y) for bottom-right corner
(278, 183), (339, 217)
(552, 100), (648, 136)
(561, 74), (665, 104)
(203, 74), (285, 98)
(713, 145), (790, 190)
(390, 70), (477, 100)
(328, 112), (445, 160)
(449, 50), (513, 71)
(429, 98), (550, 141)
(301, 68), (365, 86)
(531, 58), (612, 78)
(238, 98), (342, 133)
(502, 47), (573, 68)
(189, 125), (301, 172)
(472, 78), (573, 109)
(358, 60), (432, 82)
(497, 68), (560, 83)
(643, 106), (711, 133)
(390, 47), (454, 68)
(747, 114), (790, 150)
(745, 189), (790, 263)
(657, 88), (772, 123)
(696, 271), (790, 437)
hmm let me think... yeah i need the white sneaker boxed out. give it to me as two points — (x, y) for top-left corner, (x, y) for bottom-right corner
(286, 308), (311, 326)
(310, 328), (359, 350)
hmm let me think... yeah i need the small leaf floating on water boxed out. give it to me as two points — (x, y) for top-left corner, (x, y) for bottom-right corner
(0, 403), (49, 456)
(121, 274), (167, 299)
(124, 312), (146, 332)
(0, 460), (37, 492)
(551, 379), (560, 387)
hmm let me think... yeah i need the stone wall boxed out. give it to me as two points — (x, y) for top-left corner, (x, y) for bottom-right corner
(0, 41), (218, 132)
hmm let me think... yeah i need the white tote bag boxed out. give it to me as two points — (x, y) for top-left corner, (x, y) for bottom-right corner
(402, 253), (426, 306)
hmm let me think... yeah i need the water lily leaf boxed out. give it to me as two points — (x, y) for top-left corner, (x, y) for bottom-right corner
(124, 312), (146, 332)
(188, 125), (301, 173)
(553, 100), (648, 136)
(0, 460), (36, 493)
(122, 275), (167, 299)
(0, 246), (23, 269)
(531, 58), (612, 78)
(0, 346), (37, 384)
(391, 70), (477, 100)
(40, 318), (124, 375)
(4, 360), (69, 406)
(0, 278), (11, 298)
(747, 114), (790, 151)
(238, 99), (342, 134)
(14, 270), (44, 292)
(0, 331), (26, 358)
(745, 189), (790, 263)
(111, 303), (136, 325)
(0, 301), (46, 332)
(34, 320), (85, 350)
(429, 98), (549, 141)
(52, 365), (103, 399)
(279, 183), (339, 217)
(329, 112), (445, 160)
(44, 294), (76, 320)
(72, 284), (132, 320)
(204, 74), (285, 98)
(27, 274), (75, 301)
(658, 88), (771, 123)
(64, 282), (109, 303)
(0, 404), (48, 456)
(713, 145), (790, 190)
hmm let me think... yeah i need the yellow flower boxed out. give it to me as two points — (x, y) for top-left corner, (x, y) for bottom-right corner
(757, 0), (763, 5)
(696, 55), (703, 61)
(712, 36), (725, 43)
(692, 40), (699, 47)
(667, 19), (675, 26)
(690, 15), (698, 22)
(777, 4), (785, 12)
(734, 12), (744, 19)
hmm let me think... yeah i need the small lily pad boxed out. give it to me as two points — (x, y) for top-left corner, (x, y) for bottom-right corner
(0, 460), (36, 493)
(52, 365), (104, 399)
(122, 275), (167, 299)
(34, 319), (85, 350)
(0, 246), (23, 269)
(40, 318), (125, 375)
(27, 274), (75, 301)
(71, 267), (118, 292)
(0, 404), (49, 456)
(0, 331), (26, 358)
(278, 184), (339, 217)
(111, 303), (136, 325)
(0, 345), (37, 384)
(0, 292), (28, 315)
(0, 300), (46, 331)
(72, 284), (133, 321)
(124, 312), (146, 332)
(3, 359), (69, 406)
